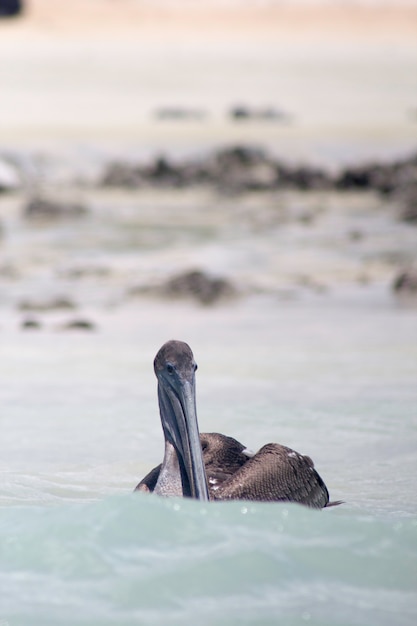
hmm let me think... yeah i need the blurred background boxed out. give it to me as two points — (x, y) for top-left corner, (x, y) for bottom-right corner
(0, 0), (416, 319)
(0, 0), (416, 315)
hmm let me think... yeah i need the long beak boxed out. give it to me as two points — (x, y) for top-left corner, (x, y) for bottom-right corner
(158, 376), (209, 501)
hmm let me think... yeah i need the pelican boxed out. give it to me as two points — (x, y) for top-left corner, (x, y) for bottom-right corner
(135, 340), (339, 508)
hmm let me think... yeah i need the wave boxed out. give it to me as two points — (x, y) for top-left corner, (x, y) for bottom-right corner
(0, 494), (416, 626)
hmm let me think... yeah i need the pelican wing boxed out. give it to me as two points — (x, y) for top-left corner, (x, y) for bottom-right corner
(213, 443), (330, 508)
(135, 464), (162, 493)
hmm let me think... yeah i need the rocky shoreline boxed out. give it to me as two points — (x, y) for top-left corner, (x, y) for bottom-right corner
(2, 143), (415, 220)
(1, 143), (417, 325)
(99, 145), (415, 195)
(99, 145), (417, 224)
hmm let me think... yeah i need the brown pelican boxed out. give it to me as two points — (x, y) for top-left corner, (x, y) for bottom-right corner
(135, 340), (339, 508)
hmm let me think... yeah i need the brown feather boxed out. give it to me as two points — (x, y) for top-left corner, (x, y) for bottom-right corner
(135, 433), (332, 509)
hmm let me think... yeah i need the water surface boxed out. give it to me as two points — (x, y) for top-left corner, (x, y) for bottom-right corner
(1, 297), (416, 625)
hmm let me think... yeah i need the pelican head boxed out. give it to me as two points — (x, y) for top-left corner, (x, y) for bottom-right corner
(154, 340), (209, 500)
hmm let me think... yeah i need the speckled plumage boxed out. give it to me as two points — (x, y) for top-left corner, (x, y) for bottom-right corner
(136, 433), (331, 508)
(135, 341), (338, 509)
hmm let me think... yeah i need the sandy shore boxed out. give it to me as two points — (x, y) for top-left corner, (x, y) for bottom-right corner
(1, 1), (417, 43)
(0, 0), (416, 161)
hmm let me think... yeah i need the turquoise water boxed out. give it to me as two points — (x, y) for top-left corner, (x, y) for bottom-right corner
(1, 298), (417, 625)
(1, 496), (416, 626)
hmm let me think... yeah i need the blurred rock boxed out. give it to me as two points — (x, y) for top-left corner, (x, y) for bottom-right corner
(396, 182), (417, 224)
(18, 297), (76, 312)
(213, 145), (267, 169)
(102, 154), (211, 189)
(336, 153), (417, 195)
(98, 145), (416, 197)
(162, 269), (236, 305)
(272, 162), (331, 191)
(229, 106), (252, 120)
(24, 197), (88, 220)
(210, 145), (278, 192)
(146, 156), (186, 187)
(0, 0), (23, 17)
(21, 318), (42, 330)
(392, 269), (417, 294)
(59, 319), (96, 331)
(101, 162), (144, 188)
(100, 145), (270, 191)
(229, 105), (291, 123)
(335, 166), (375, 190)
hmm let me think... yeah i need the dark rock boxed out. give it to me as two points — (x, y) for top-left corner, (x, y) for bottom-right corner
(210, 145), (279, 192)
(101, 162), (144, 188)
(21, 318), (42, 330)
(396, 182), (417, 223)
(214, 145), (268, 168)
(224, 149), (328, 192)
(335, 166), (374, 190)
(176, 161), (212, 186)
(209, 146), (331, 192)
(229, 105), (290, 123)
(400, 202), (417, 223)
(146, 156), (185, 187)
(162, 269), (236, 305)
(98, 144), (416, 195)
(392, 269), (417, 293)
(0, 0), (23, 17)
(278, 164), (332, 190)
(18, 297), (76, 312)
(102, 155), (199, 189)
(60, 319), (96, 331)
(24, 197), (88, 220)
(336, 154), (417, 195)
(229, 105), (251, 120)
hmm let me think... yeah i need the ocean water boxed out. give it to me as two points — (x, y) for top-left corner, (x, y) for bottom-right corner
(1, 495), (416, 626)
(1, 297), (416, 626)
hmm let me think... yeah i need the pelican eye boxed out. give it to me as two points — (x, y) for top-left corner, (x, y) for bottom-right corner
(166, 363), (175, 375)
(194, 363), (198, 372)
